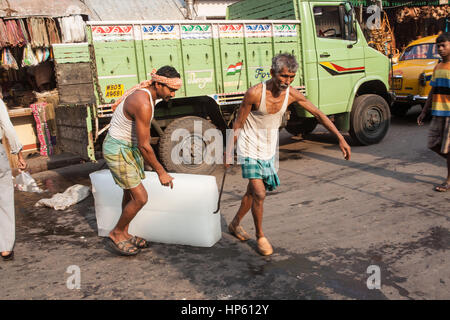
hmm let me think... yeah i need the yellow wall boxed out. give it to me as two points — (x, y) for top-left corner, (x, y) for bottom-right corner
(11, 115), (38, 152)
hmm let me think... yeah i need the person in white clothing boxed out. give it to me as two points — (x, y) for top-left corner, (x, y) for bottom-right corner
(0, 97), (27, 261)
(225, 53), (351, 256)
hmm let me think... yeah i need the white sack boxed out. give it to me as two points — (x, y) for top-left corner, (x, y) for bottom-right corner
(35, 184), (90, 210)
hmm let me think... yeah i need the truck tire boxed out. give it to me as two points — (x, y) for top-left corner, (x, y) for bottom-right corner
(285, 105), (318, 135)
(349, 94), (390, 145)
(159, 116), (218, 175)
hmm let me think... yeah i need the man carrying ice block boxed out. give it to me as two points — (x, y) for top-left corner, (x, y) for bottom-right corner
(102, 66), (182, 256)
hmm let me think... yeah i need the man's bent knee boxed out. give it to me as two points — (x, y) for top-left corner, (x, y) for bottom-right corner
(252, 190), (266, 202)
(129, 184), (148, 208)
(135, 194), (148, 207)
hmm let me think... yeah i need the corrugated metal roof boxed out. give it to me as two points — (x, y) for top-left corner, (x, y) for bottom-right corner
(82, 0), (188, 21)
(0, 0), (93, 18)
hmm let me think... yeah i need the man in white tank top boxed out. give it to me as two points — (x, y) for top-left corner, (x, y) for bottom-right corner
(226, 54), (351, 256)
(103, 66), (182, 256)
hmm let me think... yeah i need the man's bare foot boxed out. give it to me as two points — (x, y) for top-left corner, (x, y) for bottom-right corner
(228, 223), (250, 241)
(109, 230), (132, 243)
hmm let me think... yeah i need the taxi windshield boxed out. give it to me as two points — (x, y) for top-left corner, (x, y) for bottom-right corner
(400, 43), (440, 61)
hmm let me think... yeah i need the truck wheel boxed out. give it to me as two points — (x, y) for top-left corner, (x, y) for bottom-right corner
(159, 116), (218, 175)
(390, 102), (410, 117)
(349, 94), (390, 145)
(285, 105), (318, 135)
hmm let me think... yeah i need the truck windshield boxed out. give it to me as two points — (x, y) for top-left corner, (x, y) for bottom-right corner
(400, 43), (440, 61)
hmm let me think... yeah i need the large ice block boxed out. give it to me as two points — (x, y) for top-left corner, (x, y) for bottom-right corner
(89, 169), (222, 247)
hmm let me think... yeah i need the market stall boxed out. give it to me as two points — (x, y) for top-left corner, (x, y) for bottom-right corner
(391, 3), (449, 52)
(352, 0), (449, 59)
(0, 0), (90, 168)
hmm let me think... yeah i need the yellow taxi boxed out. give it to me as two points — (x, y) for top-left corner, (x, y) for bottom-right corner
(390, 35), (441, 116)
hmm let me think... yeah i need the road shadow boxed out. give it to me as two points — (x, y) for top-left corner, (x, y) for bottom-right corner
(294, 150), (441, 185)
(278, 105), (444, 172)
(135, 227), (429, 300)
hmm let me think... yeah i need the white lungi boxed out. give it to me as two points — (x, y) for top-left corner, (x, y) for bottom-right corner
(0, 143), (14, 252)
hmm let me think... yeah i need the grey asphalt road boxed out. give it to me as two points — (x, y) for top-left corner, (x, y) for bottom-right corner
(1, 106), (449, 300)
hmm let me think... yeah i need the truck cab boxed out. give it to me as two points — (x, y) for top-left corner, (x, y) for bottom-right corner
(229, 0), (392, 145)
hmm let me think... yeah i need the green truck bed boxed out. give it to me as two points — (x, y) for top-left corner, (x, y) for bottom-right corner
(54, 19), (305, 117)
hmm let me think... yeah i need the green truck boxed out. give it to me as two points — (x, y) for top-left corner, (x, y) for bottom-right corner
(53, 0), (393, 174)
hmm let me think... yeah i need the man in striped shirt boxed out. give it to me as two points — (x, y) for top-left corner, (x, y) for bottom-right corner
(418, 32), (450, 192)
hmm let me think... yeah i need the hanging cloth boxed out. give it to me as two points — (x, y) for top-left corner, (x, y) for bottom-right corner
(4, 20), (17, 46)
(18, 19), (30, 43)
(57, 17), (71, 43)
(35, 48), (42, 63)
(15, 19), (27, 46)
(21, 43), (38, 67)
(4, 20), (23, 47)
(45, 18), (61, 44)
(58, 16), (86, 43)
(27, 18), (50, 48)
(0, 20), (8, 48)
(72, 15), (86, 42)
(1, 47), (18, 70)
(30, 103), (53, 156)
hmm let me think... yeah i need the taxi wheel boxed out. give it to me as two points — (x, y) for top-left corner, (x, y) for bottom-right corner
(349, 94), (391, 146)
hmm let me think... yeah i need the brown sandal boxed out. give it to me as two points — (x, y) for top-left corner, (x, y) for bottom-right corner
(107, 238), (140, 256)
(129, 235), (149, 249)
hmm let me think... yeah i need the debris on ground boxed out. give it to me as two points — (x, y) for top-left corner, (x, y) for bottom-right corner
(14, 171), (44, 193)
(35, 184), (90, 210)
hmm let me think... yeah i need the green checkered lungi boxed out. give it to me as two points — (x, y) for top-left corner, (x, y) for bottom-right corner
(241, 157), (280, 191)
(102, 133), (145, 189)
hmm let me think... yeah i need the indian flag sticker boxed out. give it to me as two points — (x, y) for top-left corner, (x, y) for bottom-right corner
(227, 62), (243, 75)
